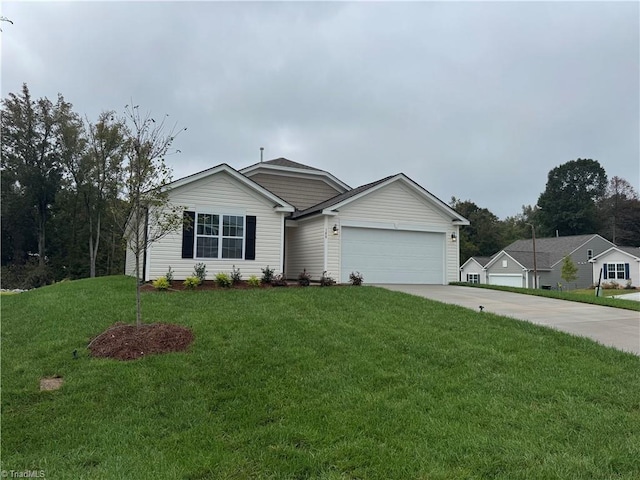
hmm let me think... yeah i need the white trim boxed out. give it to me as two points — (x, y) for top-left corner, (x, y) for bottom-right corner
(323, 216), (329, 272)
(279, 213), (286, 274)
(339, 219), (450, 233)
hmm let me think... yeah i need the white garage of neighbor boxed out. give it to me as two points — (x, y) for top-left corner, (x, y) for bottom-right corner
(488, 274), (524, 288)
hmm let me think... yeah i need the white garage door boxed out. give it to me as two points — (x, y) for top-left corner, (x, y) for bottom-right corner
(341, 227), (445, 284)
(488, 274), (524, 287)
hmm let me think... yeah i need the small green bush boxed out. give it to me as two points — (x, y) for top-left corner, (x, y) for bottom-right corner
(298, 269), (311, 287)
(247, 275), (260, 288)
(152, 276), (170, 291)
(165, 266), (174, 284)
(261, 266), (275, 285)
(231, 265), (242, 285)
(215, 272), (232, 288)
(349, 271), (364, 286)
(183, 276), (201, 289)
(193, 263), (207, 283)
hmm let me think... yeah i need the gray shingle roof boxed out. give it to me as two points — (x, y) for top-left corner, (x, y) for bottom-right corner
(259, 157), (322, 171)
(504, 250), (553, 270)
(617, 246), (640, 259)
(504, 234), (600, 267)
(470, 256), (493, 267)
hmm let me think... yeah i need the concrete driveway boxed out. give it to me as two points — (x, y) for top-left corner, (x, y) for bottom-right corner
(378, 285), (640, 356)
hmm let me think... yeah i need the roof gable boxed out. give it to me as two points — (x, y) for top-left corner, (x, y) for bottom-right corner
(460, 256), (493, 270)
(164, 163), (294, 212)
(504, 234), (614, 267)
(484, 251), (528, 270)
(590, 246), (640, 262)
(240, 157), (351, 193)
(291, 173), (470, 224)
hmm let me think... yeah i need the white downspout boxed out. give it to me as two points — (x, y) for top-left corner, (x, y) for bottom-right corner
(323, 216), (329, 274)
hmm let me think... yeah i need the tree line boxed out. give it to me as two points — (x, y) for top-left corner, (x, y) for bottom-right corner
(2, 85), (638, 288)
(452, 158), (640, 264)
(1, 84), (184, 289)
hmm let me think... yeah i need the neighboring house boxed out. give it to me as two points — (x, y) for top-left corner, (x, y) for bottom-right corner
(590, 246), (640, 287)
(473, 234), (615, 289)
(125, 158), (469, 284)
(459, 256), (492, 284)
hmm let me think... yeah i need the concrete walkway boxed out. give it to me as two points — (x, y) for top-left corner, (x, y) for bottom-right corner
(378, 285), (640, 356)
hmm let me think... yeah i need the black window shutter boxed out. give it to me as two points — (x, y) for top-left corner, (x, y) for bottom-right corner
(182, 211), (196, 259)
(245, 216), (257, 260)
(625, 263), (630, 280)
(602, 263), (608, 279)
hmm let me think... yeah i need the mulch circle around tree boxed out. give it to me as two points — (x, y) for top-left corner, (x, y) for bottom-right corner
(88, 322), (194, 361)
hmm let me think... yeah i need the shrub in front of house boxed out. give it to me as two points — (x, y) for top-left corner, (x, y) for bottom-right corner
(349, 271), (364, 286)
(152, 276), (170, 291)
(272, 274), (288, 287)
(247, 275), (260, 288)
(165, 266), (174, 284)
(193, 263), (207, 283)
(261, 266), (275, 285)
(215, 272), (232, 288)
(320, 271), (335, 287)
(231, 265), (242, 285)
(298, 269), (311, 287)
(183, 276), (201, 289)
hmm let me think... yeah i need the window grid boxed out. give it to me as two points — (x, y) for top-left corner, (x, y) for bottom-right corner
(607, 263), (626, 280)
(195, 213), (244, 259)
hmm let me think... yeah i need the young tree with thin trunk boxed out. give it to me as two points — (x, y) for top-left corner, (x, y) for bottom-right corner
(119, 105), (185, 326)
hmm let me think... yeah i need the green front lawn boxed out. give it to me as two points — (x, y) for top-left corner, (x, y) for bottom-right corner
(2, 276), (639, 479)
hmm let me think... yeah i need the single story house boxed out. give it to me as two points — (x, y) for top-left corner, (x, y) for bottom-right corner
(125, 158), (469, 284)
(459, 256), (492, 284)
(589, 246), (640, 287)
(460, 234), (615, 289)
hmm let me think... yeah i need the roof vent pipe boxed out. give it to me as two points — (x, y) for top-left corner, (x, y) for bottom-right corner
(260, 147), (264, 163)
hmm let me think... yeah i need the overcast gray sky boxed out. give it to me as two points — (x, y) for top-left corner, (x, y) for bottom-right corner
(2, 1), (638, 219)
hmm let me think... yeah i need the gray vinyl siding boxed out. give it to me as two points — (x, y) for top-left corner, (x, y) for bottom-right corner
(285, 217), (325, 280)
(486, 253), (525, 275)
(332, 181), (460, 284)
(552, 237), (614, 289)
(142, 171), (285, 281)
(248, 173), (343, 210)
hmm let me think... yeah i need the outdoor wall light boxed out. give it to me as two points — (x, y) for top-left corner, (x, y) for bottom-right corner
(451, 232), (457, 242)
(332, 224), (339, 235)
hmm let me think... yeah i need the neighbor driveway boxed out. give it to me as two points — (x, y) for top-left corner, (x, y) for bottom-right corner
(378, 285), (640, 356)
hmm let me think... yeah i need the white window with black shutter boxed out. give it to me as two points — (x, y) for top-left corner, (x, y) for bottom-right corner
(182, 211), (256, 260)
(602, 262), (630, 280)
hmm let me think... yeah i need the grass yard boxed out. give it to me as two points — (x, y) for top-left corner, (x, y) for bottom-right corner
(2, 276), (639, 479)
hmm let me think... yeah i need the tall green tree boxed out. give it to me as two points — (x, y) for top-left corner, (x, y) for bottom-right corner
(450, 197), (503, 263)
(0, 84), (74, 267)
(597, 176), (640, 246)
(537, 158), (607, 237)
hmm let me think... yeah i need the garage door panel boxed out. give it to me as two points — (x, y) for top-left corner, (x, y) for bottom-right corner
(341, 227), (444, 284)
(489, 275), (524, 287)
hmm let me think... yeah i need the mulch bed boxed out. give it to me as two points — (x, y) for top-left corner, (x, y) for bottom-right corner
(89, 322), (194, 361)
